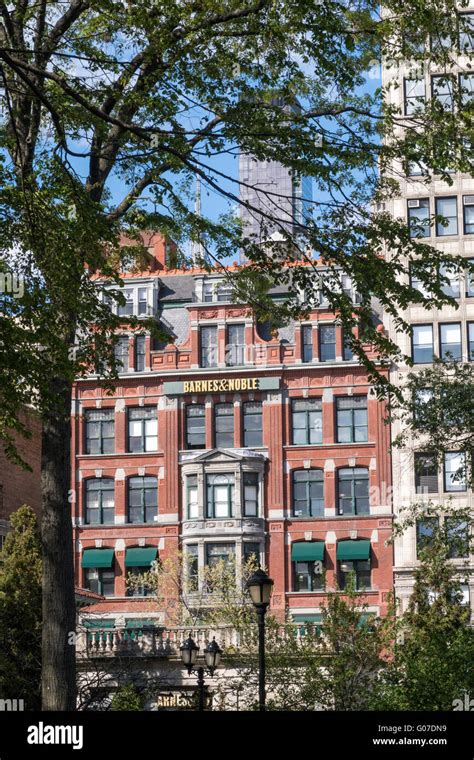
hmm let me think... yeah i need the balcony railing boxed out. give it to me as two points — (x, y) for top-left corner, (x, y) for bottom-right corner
(78, 623), (317, 659)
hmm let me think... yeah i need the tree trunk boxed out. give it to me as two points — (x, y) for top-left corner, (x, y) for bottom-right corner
(41, 377), (76, 710)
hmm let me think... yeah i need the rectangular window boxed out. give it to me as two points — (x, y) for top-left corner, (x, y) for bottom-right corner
(118, 288), (134, 317)
(216, 282), (233, 301)
(203, 282), (214, 302)
(138, 288), (148, 315)
(319, 325), (336, 362)
(292, 470), (324, 518)
(412, 324), (433, 364)
(439, 323), (462, 361)
(414, 453), (438, 494)
(410, 261), (430, 296)
(187, 475), (198, 519)
(214, 403), (234, 448)
(337, 468), (370, 516)
(243, 402), (263, 447)
(438, 263), (460, 298)
(126, 567), (153, 597)
(445, 518), (469, 559)
(186, 405), (206, 449)
(430, 31), (453, 52)
(85, 409), (115, 455)
(291, 398), (323, 445)
(206, 474), (235, 518)
(464, 199), (474, 234)
(135, 335), (146, 372)
(336, 396), (368, 443)
(227, 324), (245, 366)
(444, 452), (467, 492)
(466, 259), (474, 297)
(460, 72), (474, 106)
(293, 561), (325, 592)
(243, 472), (259, 516)
(435, 197), (458, 236)
(408, 198), (430, 238)
(416, 517), (438, 555)
(468, 323), (474, 361)
(85, 568), (115, 597)
(407, 159), (428, 177)
(343, 332), (354, 361)
(338, 560), (371, 591)
(186, 545), (199, 592)
(243, 542), (260, 565)
(431, 74), (455, 111)
(413, 388), (434, 423)
(459, 13), (474, 51)
(128, 476), (158, 523)
(85, 478), (115, 525)
(128, 407), (158, 452)
(200, 326), (218, 368)
(302, 325), (313, 363)
(404, 78), (426, 115)
(114, 336), (129, 372)
(205, 543), (235, 568)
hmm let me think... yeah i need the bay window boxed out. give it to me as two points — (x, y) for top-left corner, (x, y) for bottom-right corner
(206, 474), (234, 518)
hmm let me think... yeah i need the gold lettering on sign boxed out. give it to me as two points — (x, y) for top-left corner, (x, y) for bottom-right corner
(183, 378), (259, 393)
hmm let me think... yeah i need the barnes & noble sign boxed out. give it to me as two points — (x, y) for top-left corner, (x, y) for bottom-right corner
(163, 376), (280, 395)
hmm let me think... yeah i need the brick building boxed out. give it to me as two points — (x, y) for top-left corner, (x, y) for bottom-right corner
(0, 409), (42, 548)
(72, 236), (393, 632)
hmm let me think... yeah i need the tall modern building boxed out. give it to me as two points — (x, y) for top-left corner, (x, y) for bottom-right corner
(239, 98), (313, 250)
(382, 11), (474, 613)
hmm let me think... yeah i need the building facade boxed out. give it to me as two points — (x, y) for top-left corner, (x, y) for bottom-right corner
(0, 409), (42, 549)
(382, 7), (474, 613)
(72, 241), (393, 636)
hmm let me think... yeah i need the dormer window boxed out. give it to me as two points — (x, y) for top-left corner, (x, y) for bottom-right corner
(102, 285), (153, 318)
(199, 279), (233, 303)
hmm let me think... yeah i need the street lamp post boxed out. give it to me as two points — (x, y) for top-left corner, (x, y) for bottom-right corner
(180, 635), (223, 711)
(245, 568), (274, 712)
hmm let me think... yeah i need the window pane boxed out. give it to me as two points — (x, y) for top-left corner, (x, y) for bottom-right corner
(440, 323), (462, 361)
(200, 326), (217, 367)
(404, 78), (425, 115)
(319, 325), (336, 361)
(444, 452), (467, 492)
(412, 325), (433, 363)
(435, 197), (458, 236)
(186, 405), (205, 449)
(408, 199), (430, 238)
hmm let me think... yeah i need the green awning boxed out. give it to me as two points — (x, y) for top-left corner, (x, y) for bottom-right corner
(124, 547), (158, 567)
(291, 542), (325, 561)
(292, 614), (322, 623)
(336, 540), (371, 561)
(81, 549), (114, 568)
(125, 618), (156, 629)
(83, 618), (116, 629)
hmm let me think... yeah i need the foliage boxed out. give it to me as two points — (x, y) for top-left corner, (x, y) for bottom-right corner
(0, 0), (473, 708)
(0, 506), (42, 710)
(392, 359), (474, 486)
(110, 683), (145, 712)
(371, 503), (474, 710)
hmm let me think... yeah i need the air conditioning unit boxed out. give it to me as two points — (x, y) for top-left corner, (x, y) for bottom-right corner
(408, 199), (420, 208)
(463, 196), (474, 205)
